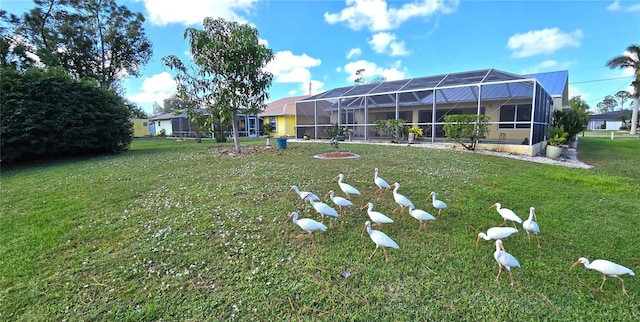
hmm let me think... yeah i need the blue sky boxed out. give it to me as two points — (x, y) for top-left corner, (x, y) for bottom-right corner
(3, 0), (639, 115)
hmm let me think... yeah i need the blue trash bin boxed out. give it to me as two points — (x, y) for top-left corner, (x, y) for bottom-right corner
(276, 138), (287, 149)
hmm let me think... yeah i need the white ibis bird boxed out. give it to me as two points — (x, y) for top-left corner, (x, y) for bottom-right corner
(391, 182), (414, 213)
(363, 220), (399, 262)
(476, 227), (519, 246)
(286, 212), (327, 247)
(493, 239), (521, 287)
(429, 192), (447, 215)
(570, 257), (635, 295)
(490, 203), (522, 227)
(305, 194), (339, 227)
(288, 185), (320, 205)
(522, 207), (541, 248)
(335, 173), (361, 199)
(374, 168), (391, 194)
(361, 202), (394, 226)
(407, 205), (436, 230)
(327, 190), (354, 215)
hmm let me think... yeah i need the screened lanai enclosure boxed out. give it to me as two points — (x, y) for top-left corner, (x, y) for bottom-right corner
(295, 69), (560, 156)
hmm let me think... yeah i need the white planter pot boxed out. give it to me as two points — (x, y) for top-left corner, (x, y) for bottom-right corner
(546, 145), (564, 159)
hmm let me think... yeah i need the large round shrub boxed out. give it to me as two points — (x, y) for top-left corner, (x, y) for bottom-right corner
(1, 66), (132, 163)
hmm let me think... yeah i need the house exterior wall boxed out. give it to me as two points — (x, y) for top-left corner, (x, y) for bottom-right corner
(273, 115), (296, 137)
(154, 120), (173, 135)
(131, 119), (150, 137)
(587, 120), (623, 131)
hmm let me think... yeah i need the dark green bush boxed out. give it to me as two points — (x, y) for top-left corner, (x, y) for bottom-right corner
(1, 66), (132, 163)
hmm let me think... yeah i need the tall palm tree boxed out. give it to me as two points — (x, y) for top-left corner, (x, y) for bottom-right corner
(607, 44), (640, 135)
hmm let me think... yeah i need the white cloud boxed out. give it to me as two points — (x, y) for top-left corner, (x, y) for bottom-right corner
(369, 32), (410, 56)
(265, 51), (324, 96)
(265, 51), (321, 83)
(127, 72), (176, 104)
(507, 28), (583, 58)
(607, 1), (640, 12)
(521, 60), (576, 74)
(343, 59), (406, 83)
(324, 0), (459, 32)
(347, 48), (362, 59)
(140, 0), (257, 26)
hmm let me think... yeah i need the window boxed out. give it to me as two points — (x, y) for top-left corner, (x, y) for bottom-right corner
(269, 118), (277, 132)
(499, 104), (531, 129)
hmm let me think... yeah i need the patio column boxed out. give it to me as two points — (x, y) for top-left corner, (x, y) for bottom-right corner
(431, 90), (436, 142)
(529, 80), (536, 145)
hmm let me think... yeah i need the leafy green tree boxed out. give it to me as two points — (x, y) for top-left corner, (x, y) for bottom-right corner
(183, 17), (274, 152)
(607, 44), (640, 134)
(443, 114), (490, 150)
(615, 90), (631, 110)
(9, 0), (152, 90)
(569, 96), (590, 111)
(126, 100), (148, 119)
(597, 95), (618, 113)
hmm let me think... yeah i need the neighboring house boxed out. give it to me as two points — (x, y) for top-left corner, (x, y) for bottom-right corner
(130, 119), (150, 137)
(150, 108), (260, 138)
(587, 110), (631, 130)
(259, 95), (310, 137)
(297, 68), (569, 156)
(150, 112), (175, 136)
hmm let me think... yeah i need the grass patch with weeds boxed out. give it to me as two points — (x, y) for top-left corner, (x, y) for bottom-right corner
(1, 137), (639, 320)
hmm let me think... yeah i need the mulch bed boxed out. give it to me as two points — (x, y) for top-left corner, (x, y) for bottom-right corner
(313, 152), (360, 159)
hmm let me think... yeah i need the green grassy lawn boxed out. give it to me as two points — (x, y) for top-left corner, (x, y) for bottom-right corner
(1, 137), (639, 320)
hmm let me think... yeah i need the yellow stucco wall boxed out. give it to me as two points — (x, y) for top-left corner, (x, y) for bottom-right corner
(131, 119), (149, 137)
(267, 115), (296, 137)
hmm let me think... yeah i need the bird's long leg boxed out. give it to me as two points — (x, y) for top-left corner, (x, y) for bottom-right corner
(495, 264), (503, 283)
(512, 221), (517, 228)
(535, 235), (541, 249)
(526, 233), (531, 243)
(369, 246), (379, 260)
(618, 277), (628, 295)
(383, 248), (390, 262)
(509, 271), (515, 287)
(310, 233), (316, 247)
(438, 209), (442, 216)
(599, 274), (608, 292)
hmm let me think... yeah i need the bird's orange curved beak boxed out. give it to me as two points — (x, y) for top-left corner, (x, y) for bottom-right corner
(333, 175), (340, 180)
(361, 223), (367, 236)
(499, 242), (506, 252)
(489, 204), (496, 209)
(475, 236), (481, 246)
(286, 214), (293, 222)
(325, 192), (331, 198)
(287, 187), (294, 194)
(533, 209), (538, 221)
(360, 204), (368, 210)
(569, 260), (581, 271)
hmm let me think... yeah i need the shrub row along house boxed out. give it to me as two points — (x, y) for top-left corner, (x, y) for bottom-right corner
(295, 68), (568, 156)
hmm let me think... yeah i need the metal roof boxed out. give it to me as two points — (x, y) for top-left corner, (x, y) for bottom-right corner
(297, 69), (560, 110)
(298, 68), (560, 110)
(525, 70), (568, 97)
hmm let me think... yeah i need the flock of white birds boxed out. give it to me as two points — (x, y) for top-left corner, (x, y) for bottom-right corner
(286, 168), (635, 295)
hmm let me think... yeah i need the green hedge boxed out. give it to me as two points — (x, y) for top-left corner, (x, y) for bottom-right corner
(1, 67), (132, 163)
